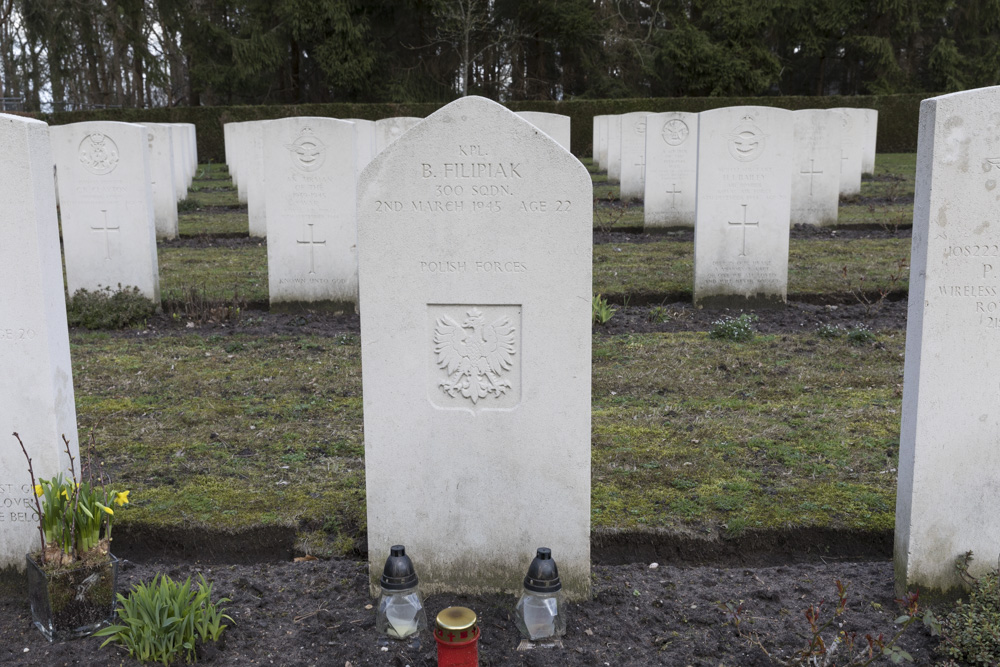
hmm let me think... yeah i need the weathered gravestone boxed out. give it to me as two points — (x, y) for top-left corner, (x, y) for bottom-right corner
(375, 117), (422, 153)
(141, 124), (179, 239)
(264, 117), (358, 312)
(619, 112), (653, 203)
(607, 115), (622, 183)
(515, 111), (571, 152)
(896, 85), (1000, 596)
(790, 109), (842, 227)
(0, 114), (79, 571)
(358, 96), (592, 599)
(861, 108), (879, 176)
(592, 115), (601, 163)
(247, 121), (267, 238)
(831, 107), (864, 196)
(693, 106), (792, 307)
(50, 121), (160, 301)
(643, 112), (698, 230)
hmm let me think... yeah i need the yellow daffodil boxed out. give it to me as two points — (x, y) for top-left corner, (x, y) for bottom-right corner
(60, 489), (69, 500)
(99, 504), (113, 516)
(34, 485), (43, 497)
(114, 490), (130, 506)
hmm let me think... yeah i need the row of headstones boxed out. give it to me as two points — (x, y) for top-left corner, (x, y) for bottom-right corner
(0, 99), (590, 597)
(219, 112), (570, 311)
(593, 108), (878, 230)
(4, 86), (996, 598)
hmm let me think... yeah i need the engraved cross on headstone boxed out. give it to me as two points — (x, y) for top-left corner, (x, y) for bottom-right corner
(728, 204), (758, 257)
(634, 155), (646, 180)
(665, 183), (681, 208)
(800, 158), (823, 196)
(91, 209), (120, 260)
(297, 223), (327, 274)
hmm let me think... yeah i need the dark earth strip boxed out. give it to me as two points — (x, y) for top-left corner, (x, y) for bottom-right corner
(0, 556), (940, 666)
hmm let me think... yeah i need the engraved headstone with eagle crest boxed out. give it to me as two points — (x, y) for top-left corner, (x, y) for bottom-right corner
(358, 95), (592, 599)
(693, 106), (793, 308)
(50, 121), (160, 301)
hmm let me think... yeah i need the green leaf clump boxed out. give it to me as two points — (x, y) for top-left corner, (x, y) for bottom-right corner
(938, 552), (1000, 666)
(94, 573), (232, 665)
(66, 285), (157, 329)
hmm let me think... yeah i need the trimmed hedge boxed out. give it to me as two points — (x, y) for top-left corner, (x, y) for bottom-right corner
(38, 93), (930, 162)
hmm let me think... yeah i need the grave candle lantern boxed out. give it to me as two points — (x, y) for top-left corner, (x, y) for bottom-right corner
(514, 547), (566, 642)
(375, 545), (427, 642)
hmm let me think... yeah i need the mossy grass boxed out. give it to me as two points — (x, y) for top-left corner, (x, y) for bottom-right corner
(178, 211), (251, 236)
(158, 246), (268, 305)
(71, 328), (903, 552)
(593, 237), (910, 303)
(95, 158), (918, 551)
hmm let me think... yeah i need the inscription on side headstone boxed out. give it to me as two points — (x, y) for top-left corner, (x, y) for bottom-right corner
(693, 107), (793, 307)
(896, 85), (1000, 595)
(141, 124), (179, 238)
(0, 114), (79, 570)
(358, 96), (592, 599)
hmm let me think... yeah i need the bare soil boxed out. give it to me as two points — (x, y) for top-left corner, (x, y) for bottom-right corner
(1, 556), (941, 666)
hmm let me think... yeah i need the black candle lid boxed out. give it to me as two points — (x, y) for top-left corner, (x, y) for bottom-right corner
(380, 545), (418, 591)
(523, 547), (562, 593)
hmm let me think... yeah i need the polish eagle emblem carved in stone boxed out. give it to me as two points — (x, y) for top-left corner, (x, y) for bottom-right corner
(434, 308), (517, 404)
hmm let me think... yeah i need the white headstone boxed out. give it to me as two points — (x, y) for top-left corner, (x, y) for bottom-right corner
(233, 122), (249, 204)
(264, 117), (357, 311)
(790, 109), (843, 227)
(375, 117), (422, 153)
(693, 106), (793, 307)
(247, 121), (267, 238)
(167, 122), (189, 201)
(344, 118), (377, 178)
(50, 121), (160, 301)
(141, 124), (179, 239)
(607, 115), (622, 183)
(896, 85), (1000, 595)
(592, 116), (600, 161)
(598, 115), (609, 171)
(0, 114), (79, 570)
(861, 108), (878, 176)
(358, 96), (592, 599)
(619, 112), (653, 202)
(831, 107), (864, 196)
(643, 112), (698, 230)
(184, 123), (197, 179)
(515, 111), (571, 152)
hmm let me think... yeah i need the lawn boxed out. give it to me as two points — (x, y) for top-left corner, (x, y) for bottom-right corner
(68, 154), (918, 555)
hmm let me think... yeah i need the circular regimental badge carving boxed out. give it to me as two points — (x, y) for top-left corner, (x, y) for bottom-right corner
(285, 127), (326, 172)
(634, 119), (647, 135)
(661, 119), (689, 146)
(78, 133), (120, 175)
(727, 116), (766, 162)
